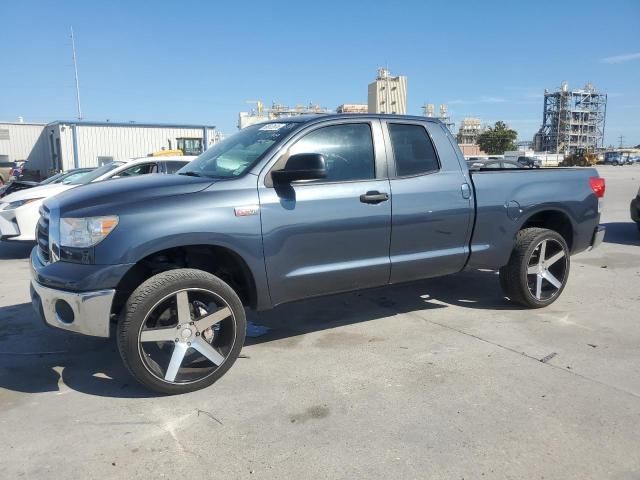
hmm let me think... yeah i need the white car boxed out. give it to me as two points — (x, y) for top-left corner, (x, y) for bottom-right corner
(0, 156), (194, 241)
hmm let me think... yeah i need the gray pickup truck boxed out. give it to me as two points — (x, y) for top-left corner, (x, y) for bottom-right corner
(30, 114), (606, 394)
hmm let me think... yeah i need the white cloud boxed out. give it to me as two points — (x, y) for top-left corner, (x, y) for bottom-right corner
(446, 96), (507, 105)
(479, 96), (506, 103)
(601, 52), (640, 64)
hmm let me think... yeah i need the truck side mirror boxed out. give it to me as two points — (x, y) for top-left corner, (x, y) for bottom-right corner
(271, 153), (327, 183)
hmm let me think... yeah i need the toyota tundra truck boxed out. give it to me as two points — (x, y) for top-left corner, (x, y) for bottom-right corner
(29, 114), (606, 394)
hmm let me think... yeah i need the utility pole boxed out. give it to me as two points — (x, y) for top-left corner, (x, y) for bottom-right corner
(70, 26), (83, 120)
(618, 135), (624, 148)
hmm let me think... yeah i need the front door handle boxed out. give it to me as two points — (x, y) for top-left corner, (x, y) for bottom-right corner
(360, 191), (389, 204)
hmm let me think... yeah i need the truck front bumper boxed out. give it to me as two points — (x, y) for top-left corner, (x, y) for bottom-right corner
(30, 280), (115, 337)
(29, 246), (129, 338)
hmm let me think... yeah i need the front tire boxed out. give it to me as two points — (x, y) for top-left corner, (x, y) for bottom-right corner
(117, 268), (246, 394)
(499, 228), (570, 308)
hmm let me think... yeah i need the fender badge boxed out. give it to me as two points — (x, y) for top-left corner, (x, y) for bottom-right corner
(234, 205), (260, 217)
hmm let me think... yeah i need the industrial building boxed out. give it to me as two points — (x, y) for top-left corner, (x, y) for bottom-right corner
(457, 118), (483, 145)
(336, 104), (368, 114)
(368, 68), (407, 115)
(0, 120), (217, 176)
(238, 101), (330, 129)
(421, 103), (454, 132)
(533, 82), (607, 154)
(0, 121), (49, 166)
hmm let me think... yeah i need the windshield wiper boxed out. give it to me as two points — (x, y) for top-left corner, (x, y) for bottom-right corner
(178, 171), (206, 177)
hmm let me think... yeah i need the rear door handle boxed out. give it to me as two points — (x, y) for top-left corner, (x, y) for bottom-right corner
(360, 191), (389, 204)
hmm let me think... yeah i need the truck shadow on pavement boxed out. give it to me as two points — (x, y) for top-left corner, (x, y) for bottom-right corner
(0, 270), (515, 398)
(0, 241), (33, 260)
(247, 269), (521, 346)
(0, 302), (157, 399)
(602, 222), (640, 246)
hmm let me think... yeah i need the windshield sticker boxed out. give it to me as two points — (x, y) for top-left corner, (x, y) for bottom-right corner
(259, 123), (287, 131)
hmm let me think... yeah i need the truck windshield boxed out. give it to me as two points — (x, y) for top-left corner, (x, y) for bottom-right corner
(178, 123), (298, 178)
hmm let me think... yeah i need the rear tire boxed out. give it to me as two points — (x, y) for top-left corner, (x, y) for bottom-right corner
(117, 268), (246, 394)
(499, 228), (570, 308)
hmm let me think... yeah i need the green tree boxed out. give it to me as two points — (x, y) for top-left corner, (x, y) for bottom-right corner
(477, 121), (518, 154)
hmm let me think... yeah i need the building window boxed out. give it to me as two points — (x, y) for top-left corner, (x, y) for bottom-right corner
(0, 129), (10, 141)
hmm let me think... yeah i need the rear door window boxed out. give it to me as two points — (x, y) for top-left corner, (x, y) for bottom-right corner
(388, 124), (439, 176)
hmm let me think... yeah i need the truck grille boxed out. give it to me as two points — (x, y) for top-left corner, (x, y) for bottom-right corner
(37, 206), (50, 264)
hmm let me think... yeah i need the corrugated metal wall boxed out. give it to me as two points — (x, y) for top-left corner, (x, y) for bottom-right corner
(0, 123), (48, 168)
(54, 124), (216, 170)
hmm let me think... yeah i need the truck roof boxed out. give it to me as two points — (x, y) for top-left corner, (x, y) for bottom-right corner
(260, 113), (445, 125)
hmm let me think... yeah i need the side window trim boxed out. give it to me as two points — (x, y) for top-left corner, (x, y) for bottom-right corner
(263, 119), (386, 187)
(383, 120), (442, 179)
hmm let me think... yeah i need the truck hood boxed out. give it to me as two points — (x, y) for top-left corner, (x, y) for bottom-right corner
(50, 173), (215, 215)
(0, 183), (75, 204)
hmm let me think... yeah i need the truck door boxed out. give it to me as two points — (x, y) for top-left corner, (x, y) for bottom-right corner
(383, 120), (473, 283)
(258, 119), (391, 306)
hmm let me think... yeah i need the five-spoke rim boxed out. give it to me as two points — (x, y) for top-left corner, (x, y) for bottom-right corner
(137, 288), (236, 384)
(526, 239), (568, 301)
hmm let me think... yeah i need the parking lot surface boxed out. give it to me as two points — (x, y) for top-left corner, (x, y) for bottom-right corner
(1, 166), (639, 479)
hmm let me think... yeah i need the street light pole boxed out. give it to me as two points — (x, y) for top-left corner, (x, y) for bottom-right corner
(71, 26), (83, 121)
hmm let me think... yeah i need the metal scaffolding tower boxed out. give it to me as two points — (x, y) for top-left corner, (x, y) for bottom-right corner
(534, 82), (607, 154)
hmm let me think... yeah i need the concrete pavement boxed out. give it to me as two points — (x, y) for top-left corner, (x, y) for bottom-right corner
(1, 165), (639, 479)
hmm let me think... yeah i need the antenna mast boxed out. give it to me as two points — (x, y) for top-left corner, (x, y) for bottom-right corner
(70, 26), (83, 120)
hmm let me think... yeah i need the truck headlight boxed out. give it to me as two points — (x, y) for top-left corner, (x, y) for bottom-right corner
(60, 216), (119, 247)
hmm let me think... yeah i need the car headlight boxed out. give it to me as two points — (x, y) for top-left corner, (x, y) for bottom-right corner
(60, 216), (119, 247)
(7, 197), (45, 210)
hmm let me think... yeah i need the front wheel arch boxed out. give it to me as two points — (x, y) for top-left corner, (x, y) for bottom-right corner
(111, 244), (258, 319)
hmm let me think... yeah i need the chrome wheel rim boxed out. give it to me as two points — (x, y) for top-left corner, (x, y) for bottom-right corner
(137, 288), (236, 384)
(526, 239), (568, 301)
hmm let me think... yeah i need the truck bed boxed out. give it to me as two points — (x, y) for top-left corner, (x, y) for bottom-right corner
(466, 167), (601, 269)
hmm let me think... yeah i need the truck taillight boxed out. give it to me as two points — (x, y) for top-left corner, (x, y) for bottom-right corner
(589, 177), (605, 198)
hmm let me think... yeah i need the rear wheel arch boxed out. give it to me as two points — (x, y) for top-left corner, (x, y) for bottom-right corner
(518, 209), (575, 251)
(111, 244), (258, 318)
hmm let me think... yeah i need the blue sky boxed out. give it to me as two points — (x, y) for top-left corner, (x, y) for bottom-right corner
(2, 0), (639, 145)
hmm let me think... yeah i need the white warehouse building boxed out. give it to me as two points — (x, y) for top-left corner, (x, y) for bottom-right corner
(0, 120), (218, 176)
(0, 121), (48, 166)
